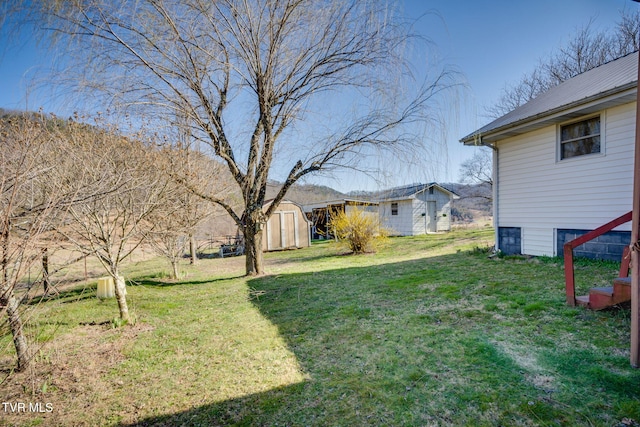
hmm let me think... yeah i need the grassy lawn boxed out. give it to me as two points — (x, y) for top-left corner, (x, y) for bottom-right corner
(2, 228), (640, 426)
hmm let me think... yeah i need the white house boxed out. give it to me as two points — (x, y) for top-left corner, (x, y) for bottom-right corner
(460, 51), (637, 260)
(377, 183), (458, 236)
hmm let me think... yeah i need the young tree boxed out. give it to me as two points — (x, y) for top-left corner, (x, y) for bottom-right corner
(58, 118), (169, 322)
(27, 0), (457, 275)
(0, 112), (84, 370)
(147, 151), (221, 278)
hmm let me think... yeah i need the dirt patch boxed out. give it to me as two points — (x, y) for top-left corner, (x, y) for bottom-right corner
(0, 323), (153, 427)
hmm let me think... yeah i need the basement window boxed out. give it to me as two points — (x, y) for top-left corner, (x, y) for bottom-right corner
(391, 203), (398, 216)
(559, 116), (601, 160)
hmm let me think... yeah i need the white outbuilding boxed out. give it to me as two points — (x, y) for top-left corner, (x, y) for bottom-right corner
(377, 183), (458, 236)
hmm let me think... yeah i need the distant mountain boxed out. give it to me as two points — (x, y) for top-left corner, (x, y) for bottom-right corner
(444, 182), (492, 223)
(265, 182), (347, 206)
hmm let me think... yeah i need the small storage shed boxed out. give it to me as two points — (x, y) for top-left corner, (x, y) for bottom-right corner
(262, 200), (311, 251)
(378, 183), (458, 236)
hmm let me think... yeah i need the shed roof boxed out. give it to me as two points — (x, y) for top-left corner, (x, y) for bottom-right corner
(302, 198), (378, 212)
(376, 183), (459, 201)
(460, 51), (638, 145)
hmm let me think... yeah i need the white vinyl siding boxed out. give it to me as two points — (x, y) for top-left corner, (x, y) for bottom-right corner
(413, 190), (453, 233)
(497, 102), (635, 256)
(380, 188), (453, 235)
(522, 227), (554, 256)
(380, 199), (414, 235)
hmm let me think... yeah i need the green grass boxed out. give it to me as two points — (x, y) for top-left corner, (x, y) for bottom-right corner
(1, 228), (640, 426)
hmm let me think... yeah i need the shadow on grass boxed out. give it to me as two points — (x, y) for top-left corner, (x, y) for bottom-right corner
(25, 284), (98, 305)
(263, 251), (343, 266)
(119, 382), (313, 427)
(132, 276), (244, 288)
(118, 252), (640, 426)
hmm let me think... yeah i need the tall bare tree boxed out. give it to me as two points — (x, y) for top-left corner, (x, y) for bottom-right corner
(487, 9), (640, 118)
(27, 0), (456, 275)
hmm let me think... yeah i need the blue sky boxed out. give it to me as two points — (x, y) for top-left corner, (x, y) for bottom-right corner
(0, 0), (635, 192)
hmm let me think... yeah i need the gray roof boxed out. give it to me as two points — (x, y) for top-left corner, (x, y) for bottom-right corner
(461, 51), (638, 144)
(376, 183), (458, 201)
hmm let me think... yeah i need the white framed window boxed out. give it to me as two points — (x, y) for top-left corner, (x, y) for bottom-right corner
(391, 202), (398, 215)
(558, 115), (601, 160)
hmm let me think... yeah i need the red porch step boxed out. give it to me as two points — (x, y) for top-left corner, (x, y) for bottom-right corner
(576, 277), (631, 310)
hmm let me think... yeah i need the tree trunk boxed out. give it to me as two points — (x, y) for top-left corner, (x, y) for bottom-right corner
(3, 293), (30, 371)
(112, 272), (130, 323)
(171, 259), (180, 279)
(189, 233), (197, 265)
(243, 213), (264, 276)
(1, 226), (29, 370)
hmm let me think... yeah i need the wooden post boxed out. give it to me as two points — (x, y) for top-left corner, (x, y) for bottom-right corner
(631, 48), (640, 368)
(563, 245), (576, 306)
(42, 248), (50, 294)
(189, 233), (197, 265)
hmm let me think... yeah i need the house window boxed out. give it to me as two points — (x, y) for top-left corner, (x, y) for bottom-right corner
(391, 202), (398, 216)
(559, 116), (601, 160)
(428, 187), (434, 195)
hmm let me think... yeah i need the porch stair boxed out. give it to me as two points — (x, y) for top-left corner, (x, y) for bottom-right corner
(575, 277), (631, 310)
(564, 211), (632, 310)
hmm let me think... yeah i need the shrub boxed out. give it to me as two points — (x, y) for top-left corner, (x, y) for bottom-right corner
(329, 208), (387, 254)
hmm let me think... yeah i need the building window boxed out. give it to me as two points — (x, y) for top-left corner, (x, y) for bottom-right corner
(559, 116), (601, 160)
(391, 202), (398, 216)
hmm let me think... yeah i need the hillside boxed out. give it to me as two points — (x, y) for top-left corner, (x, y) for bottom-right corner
(265, 182), (347, 205)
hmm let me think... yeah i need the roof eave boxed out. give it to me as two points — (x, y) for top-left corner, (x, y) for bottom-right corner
(460, 83), (637, 145)
(378, 184), (459, 202)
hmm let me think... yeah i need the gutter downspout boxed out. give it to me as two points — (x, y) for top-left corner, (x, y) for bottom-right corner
(629, 6), (639, 365)
(492, 143), (499, 253)
(474, 135), (499, 252)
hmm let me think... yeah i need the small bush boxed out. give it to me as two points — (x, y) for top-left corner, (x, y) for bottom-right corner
(329, 208), (388, 254)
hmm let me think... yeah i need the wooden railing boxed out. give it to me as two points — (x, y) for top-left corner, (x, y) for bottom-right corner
(564, 211), (632, 306)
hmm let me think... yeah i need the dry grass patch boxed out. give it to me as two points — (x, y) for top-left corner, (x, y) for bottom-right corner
(1, 323), (154, 426)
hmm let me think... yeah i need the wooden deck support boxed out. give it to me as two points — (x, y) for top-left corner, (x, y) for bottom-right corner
(563, 211), (632, 306)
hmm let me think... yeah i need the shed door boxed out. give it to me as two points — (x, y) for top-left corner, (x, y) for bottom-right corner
(267, 211), (299, 250)
(283, 212), (297, 248)
(427, 201), (437, 233)
(269, 214), (282, 249)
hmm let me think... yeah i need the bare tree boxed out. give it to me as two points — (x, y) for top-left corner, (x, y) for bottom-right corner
(459, 148), (493, 188)
(27, 0), (457, 275)
(162, 120), (236, 266)
(458, 148), (493, 203)
(57, 117), (169, 322)
(487, 9), (640, 118)
(0, 112), (83, 371)
(147, 148), (223, 278)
